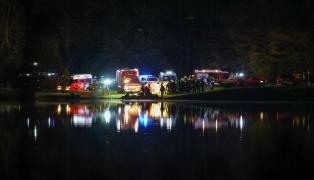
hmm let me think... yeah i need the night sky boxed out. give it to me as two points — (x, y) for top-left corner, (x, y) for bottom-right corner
(1, 0), (314, 81)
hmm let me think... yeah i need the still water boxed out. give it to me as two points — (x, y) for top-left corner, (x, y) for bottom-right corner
(1, 99), (314, 180)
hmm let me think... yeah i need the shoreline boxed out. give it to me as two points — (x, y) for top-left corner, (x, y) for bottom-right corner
(1, 86), (314, 102)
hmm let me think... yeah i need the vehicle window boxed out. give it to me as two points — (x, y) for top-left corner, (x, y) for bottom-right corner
(208, 73), (218, 79)
(80, 79), (84, 83)
(86, 79), (91, 83)
(123, 71), (137, 75)
(147, 77), (157, 81)
(72, 80), (78, 83)
(130, 78), (140, 83)
(221, 73), (230, 79)
(141, 78), (146, 81)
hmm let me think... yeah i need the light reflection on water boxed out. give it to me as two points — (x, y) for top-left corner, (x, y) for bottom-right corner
(1, 100), (314, 179)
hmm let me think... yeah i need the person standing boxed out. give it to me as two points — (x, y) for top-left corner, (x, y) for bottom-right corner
(160, 83), (165, 98)
(210, 76), (215, 90)
(201, 78), (205, 92)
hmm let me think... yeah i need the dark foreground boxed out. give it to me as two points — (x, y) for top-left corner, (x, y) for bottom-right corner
(1, 100), (314, 180)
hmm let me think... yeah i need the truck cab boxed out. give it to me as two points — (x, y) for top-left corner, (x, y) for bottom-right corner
(123, 78), (142, 94)
(116, 68), (141, 94)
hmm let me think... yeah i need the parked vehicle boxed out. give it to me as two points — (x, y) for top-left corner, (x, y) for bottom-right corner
(69, 74), (93, 91)
(123, 78), (142, 94)
(193, 69), (236, 87)
(276, 73), (302, 86)
(236, 74), (265, 86)
(139, 75), (159, 85)
(159, 71), (177, 81)
(116, 68), (141, 94)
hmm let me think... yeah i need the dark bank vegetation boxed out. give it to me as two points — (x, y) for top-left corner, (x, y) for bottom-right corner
(1, 0), (314, 85)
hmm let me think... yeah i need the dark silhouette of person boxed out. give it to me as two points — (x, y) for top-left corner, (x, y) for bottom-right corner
(160, 83), (165, 98)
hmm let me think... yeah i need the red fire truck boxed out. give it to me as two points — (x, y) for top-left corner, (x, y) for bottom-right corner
(116, 68), (141, 94)
(193, 69), (236, 87)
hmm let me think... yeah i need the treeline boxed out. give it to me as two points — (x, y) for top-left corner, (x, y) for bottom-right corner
(1, 0), (314, 85)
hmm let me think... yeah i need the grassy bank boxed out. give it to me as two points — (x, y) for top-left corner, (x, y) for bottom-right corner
(1, 86), (314, 102)
(165, 86), (314, 102)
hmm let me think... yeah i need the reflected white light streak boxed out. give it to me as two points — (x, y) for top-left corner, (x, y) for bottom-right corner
(105, 110), (111, 123)
(117, 119), (121, 132)
(215, 119), (218, 133)
(27, 118), (30, 128)
(34, 125), (37, 141)
(260, 112), (264, 120)
(135, 119), (139, 133)
(160, 118), (164, 128)
(167, 118), (172, 131)
(48, 117), (50, 128)
(124, 106), (129, 123)
(239, 116), (244, 141)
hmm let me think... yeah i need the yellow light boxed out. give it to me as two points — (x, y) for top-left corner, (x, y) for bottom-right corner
(57, 104), (61, 114)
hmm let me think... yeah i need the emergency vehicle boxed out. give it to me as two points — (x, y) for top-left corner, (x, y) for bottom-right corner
(139, 75), (159, 84)
(69, 74), (93, 91)
(159, 71), (177, 81)
(276, 73), (302, 86)
(235, 73), (266, 86)
(116, 68), (141, 94)
(193, 69), (236, 87)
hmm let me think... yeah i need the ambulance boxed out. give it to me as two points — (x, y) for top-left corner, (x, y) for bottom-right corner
(69, 74), (93, 91)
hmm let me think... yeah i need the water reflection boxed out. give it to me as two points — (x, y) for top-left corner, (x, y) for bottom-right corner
(1, 101), (313, 140)
(1, 100), (314, 179)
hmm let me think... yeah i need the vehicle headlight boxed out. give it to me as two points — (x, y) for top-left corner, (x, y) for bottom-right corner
(104, 79), (112, 85)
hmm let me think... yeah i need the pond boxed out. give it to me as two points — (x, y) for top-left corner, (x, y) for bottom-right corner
(1, 99), (314, 180)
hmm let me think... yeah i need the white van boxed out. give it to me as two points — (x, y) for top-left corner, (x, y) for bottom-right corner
(139, 75), (159, 84)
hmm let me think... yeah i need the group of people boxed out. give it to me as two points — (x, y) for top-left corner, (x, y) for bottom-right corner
(140, 76), (215, 98)
(88, 78), (111, 94)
